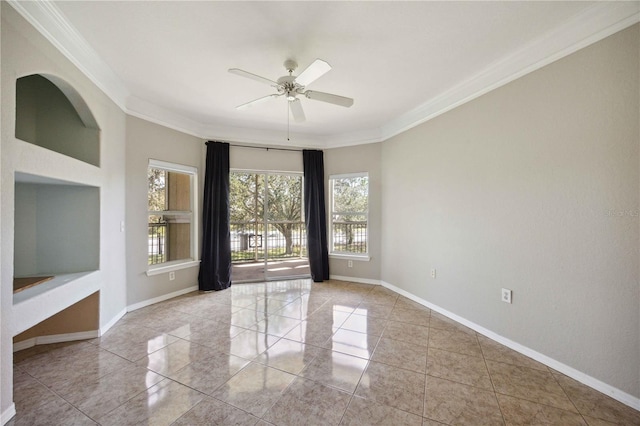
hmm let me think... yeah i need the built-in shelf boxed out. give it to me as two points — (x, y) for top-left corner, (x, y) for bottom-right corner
(13, 173), (100, 337)
(11, 74), (103, 344)
(15, 74), (100, 167)
(14, 173), (100, 285)
(13, 276), (53, 293)
(12, 271), (100, 336)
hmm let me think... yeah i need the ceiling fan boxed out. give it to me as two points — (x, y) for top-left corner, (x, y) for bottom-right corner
(228, 59), (354, 123)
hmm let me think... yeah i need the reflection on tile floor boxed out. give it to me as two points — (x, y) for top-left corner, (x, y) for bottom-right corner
(10, 279), (640, 425)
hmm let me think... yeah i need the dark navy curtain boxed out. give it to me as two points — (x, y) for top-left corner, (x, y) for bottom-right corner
(303, 149), (330, 282)
(198, 141), (232, 291)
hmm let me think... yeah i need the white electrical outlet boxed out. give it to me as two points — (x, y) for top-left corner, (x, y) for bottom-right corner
(501, 288), (512, 304)
(169, 271), (175, 281)
(348, 260), (353, 268)
(430, 268), (436, 278)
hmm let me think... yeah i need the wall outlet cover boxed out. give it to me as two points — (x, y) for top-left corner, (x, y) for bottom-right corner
(501, 288), (512, 304)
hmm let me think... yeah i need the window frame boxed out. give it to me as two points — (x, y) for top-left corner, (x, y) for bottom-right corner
(146, 159), (199, 276)
(328, 172), (370, 261)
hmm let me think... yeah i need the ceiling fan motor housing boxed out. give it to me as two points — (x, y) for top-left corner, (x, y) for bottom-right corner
(276, 75), (302, 100)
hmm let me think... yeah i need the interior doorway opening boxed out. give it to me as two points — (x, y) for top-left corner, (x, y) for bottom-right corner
(230, 171), (310, 282)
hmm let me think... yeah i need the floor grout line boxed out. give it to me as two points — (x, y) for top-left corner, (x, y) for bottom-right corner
(11, 279), (640, 425)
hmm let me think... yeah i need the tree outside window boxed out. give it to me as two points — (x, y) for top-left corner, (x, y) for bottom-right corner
(229, 172), (305, 261)
(330, 173), (369, 254)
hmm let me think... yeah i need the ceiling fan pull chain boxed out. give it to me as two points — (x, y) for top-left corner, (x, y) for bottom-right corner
(287, 100), (290, 141)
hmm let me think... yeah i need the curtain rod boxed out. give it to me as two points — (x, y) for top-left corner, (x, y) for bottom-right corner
(207, 140), (312, 152)
(230, 144), (303, 152)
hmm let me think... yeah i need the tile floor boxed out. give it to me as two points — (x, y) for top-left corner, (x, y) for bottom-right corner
(9, 279), (640, 425)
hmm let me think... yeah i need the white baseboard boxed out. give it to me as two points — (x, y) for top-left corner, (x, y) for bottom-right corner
(13, 337), (37, 352)
(100, 308), (127, 336)
(330, 275), (381, 285)
(13, 338), (37, 353)
(1, 403), (16, 426)
(381, 280), (640, 411)
(13, 330), (99, 353)
(127, 285), (198, 312)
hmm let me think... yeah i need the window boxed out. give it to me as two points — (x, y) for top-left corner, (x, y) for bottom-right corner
(329, 173), (369, 256)
(147, 159), (198, 274)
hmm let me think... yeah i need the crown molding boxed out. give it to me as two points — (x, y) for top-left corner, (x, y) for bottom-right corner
(7, 0), (130, 111)
(7, 1), (639, 148)
(200, 121), (328, 149)
(323, 127), (384, 149)
(127, 95), (328, 148)
(380, 1), (640, 141)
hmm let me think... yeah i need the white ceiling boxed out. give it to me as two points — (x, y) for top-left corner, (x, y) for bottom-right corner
(9, 1), (640, 147)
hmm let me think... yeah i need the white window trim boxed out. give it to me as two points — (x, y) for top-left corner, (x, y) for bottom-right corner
(329, 253), (371, 261)
(147, 159), (199, 274)
(329, 172), (367, 180)
(146, 260), (200, 276)
(328, 172), (369, 257)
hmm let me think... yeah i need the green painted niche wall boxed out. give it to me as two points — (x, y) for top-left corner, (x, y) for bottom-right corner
(15, 74), (100, 166)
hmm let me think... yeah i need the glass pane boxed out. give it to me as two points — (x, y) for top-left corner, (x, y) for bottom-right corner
(332, 176), (368, 214)
(332, 216), (367, 254)
(230, 172), (265, 265)
(265, 222), (307, 259)
(148, 168), (166, 211)
(229, 171), (309, 281)
(230, 221), (265, 262)
(148, 168), (191, 212)
(333, 214), (366, 223)
(148, 214), (166, 265)
(148, 214), (192, 265)
(230, 172), (264, 222)
(166, 171), (191, 211)
(267, 175), (302, 222)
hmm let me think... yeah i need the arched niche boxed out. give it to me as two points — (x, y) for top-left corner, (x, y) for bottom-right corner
(15, 74), (101, 167)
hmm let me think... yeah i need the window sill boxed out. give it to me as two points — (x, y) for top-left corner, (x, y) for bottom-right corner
(329, 253), (371, 262)
(146, 260), (200, 276)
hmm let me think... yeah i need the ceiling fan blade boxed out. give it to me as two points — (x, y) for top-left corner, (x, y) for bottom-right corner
(304, 90), (354, 108)
(289, 99), (306, 122)
(294, 59), (331, 87)
(236, 94), (280, 110)
(229, 68), (278, 87)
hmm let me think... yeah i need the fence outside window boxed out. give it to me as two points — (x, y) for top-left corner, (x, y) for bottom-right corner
(148, 222), (167, 265)
(231, 221), (307, 262)
(331, 220), (367, 253)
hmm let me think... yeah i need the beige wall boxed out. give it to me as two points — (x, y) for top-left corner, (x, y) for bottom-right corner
(230, 145), (302, 173)
(324, 143), (382, 281)
(125, 116), (204, 305)
(380, 24), (639, 398)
